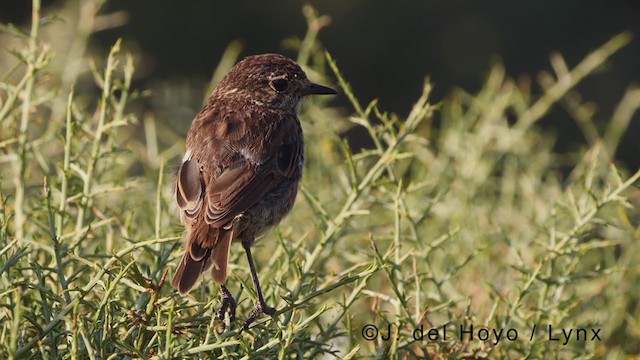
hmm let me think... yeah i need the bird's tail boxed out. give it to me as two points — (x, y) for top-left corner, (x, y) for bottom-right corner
(171, 222), (233, 295)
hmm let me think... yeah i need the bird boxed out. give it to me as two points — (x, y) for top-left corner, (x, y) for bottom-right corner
(171, 53), (337, 330)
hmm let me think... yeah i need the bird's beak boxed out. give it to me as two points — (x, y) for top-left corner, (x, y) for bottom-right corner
(304, 82), (338, 95)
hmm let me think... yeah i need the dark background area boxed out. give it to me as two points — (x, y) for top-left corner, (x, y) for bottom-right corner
(2, 0), (639, 168)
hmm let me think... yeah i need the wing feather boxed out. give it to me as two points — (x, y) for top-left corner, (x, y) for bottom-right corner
(206, 160), (276, 227)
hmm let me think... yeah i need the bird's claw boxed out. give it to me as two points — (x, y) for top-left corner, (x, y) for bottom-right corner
(242, 302), (275, 331)
(216, 286), (237, 330)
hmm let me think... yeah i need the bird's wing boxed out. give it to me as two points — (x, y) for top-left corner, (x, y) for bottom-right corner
(175, 156), (203, 223)
(205, 122), (302, 228)
(204, 157), (276, 228)
(176, 112), (302, 235)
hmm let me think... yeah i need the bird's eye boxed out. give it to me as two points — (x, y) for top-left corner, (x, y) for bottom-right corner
(270, 78), (288, 92)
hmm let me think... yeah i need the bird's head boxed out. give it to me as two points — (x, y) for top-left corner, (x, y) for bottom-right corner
(214, 53), (337, 112)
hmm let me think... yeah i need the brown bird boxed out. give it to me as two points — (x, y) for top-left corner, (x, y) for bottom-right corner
(171, 53), (336, 329)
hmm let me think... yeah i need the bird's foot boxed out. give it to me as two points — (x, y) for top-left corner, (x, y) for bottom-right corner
(242, 302), (275, 331)
(216, 286), (237, 330)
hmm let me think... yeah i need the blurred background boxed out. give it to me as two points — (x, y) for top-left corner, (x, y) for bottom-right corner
(1, 0), (639, 167)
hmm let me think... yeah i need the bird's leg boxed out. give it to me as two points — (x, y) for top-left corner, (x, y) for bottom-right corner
(242, 240), (275, 330)
(216, 284), (237, 327)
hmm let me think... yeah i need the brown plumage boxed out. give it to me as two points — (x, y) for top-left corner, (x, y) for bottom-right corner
(171, 53), (336, 329)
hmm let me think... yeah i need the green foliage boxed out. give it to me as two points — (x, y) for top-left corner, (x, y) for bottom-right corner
(1, 2), (639, 359)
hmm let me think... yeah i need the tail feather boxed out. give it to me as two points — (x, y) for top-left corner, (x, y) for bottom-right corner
(211, 228), (233, 284)
(172, 224), (234, 295)
(188, 225), (216, 261)
(171, 250), (211, 295)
